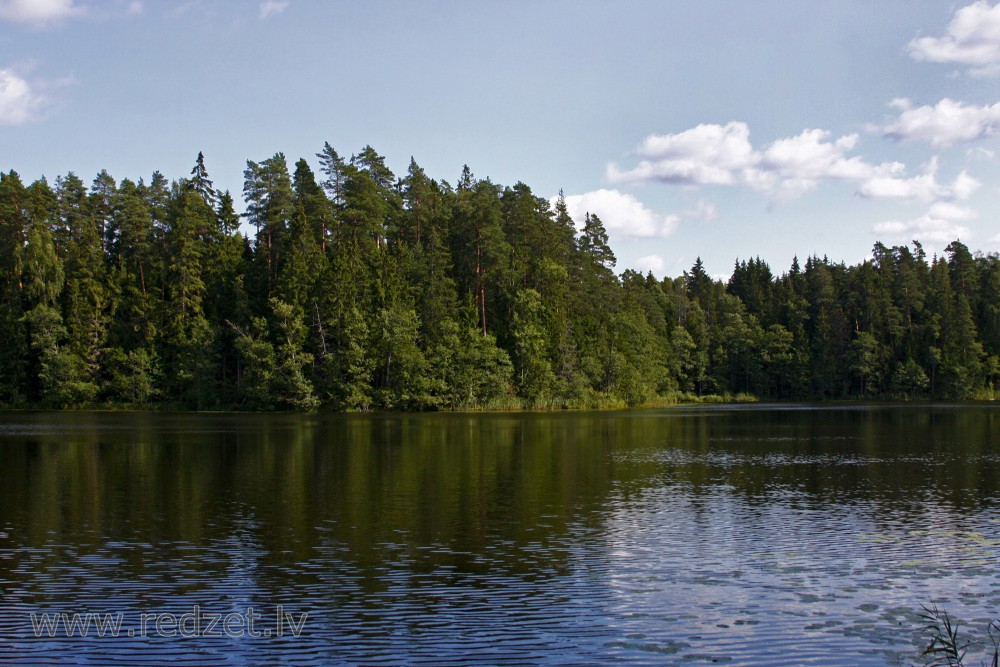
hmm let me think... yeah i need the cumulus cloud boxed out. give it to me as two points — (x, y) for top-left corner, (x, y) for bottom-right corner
(882, 97), (1000, 147)
(756, 129), (879, 199)
(873, 202), (977, 244)
(556, 189), (680, 238)
(609, 123), (965, 203)
(259, 0), (289, 19)
(0, 0), (84, 25)
(908, 1), (1000, 77)
(952, 171), (982, 199)
(634, 254), (666, 275)
(857, 157), (980, 203)
(0, 68), (43, 124)
(612, 121), (756, 186)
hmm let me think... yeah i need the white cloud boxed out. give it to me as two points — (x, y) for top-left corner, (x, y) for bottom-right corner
(882, 97), (1000, 147)
(760, 130), (859, 176)
(856, 159), (940, 202)
(857, 158), (980, 203)
(928, 201), (978, 221)
(259, 0), (289, 19)
(990, 232), (1000, 244)
(756, 129), (878, 199)
(609, 122), (968, 203)
(952, 170), (982, 199)
(908, 1), (1000, 77)
(0, 69), (42, 124)
(634, 254), (666, 275)
(857, 174), (935, 201)
(873, 203), (977, 244)
(556, 189), (680, 238)
(0, 0), (84, 25)
(126, 1), (142, 15)
(609, 122), (757, 186)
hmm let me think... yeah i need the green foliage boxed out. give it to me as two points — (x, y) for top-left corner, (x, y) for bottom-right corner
(24, 305), (97, 407)
(373, 302), (428, 409)
(330, 305), (375, 410)
(232, 316), (276, 409)
(440, 319), (514, 409)
(267, 298), (320, 411)
(891, 358), (930, 398)
(850, 331), (883, 395)
(3, 152), (1000, 411)
(106, 348), (160, 405)
(230, 299), (320, 411)
(512, 289), (556, 406)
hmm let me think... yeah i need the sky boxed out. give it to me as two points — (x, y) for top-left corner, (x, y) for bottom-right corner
(2, 0), (1000, 279)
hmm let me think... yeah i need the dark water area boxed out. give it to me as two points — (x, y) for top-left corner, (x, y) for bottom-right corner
(0, 404), (998, 665)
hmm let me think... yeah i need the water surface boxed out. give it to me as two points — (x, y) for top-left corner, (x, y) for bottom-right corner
(0, 404), (998, 665)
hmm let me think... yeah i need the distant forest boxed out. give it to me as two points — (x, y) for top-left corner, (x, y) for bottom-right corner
(1, 146), (998, 410)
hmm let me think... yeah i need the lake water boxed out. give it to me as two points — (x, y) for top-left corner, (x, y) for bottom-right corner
(0, 404), (998, 665)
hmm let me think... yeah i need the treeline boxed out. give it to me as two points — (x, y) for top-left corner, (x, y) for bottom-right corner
(0, 146), (997, 410)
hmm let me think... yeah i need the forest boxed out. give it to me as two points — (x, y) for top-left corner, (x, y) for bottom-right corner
(0, 146), (998, 411)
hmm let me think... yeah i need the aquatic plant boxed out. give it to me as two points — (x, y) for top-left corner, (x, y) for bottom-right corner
(919, 605), (999, 667)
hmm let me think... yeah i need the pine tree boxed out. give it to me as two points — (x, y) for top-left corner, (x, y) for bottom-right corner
(579, 212), (616, 272)
(292, 157), (333, 253)
(160, 188), (215, 406)
(451, 177), (509, 337)
(243, 154), (295, 299)
(59, 172), (111, 396)
(316, 142), (347, 208)
(0, 172), (31, 403)
(685, 257), (713, 307)
(6, 144), (1000, 409)
(401, 159), (458, 346)
(188, 151), (218, 208)
(89, 169), (116, 257)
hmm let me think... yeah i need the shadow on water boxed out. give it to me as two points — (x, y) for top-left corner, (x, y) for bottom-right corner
(0, 404), (997, 665)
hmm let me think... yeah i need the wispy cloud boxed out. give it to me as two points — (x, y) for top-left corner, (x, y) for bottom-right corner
(682, 199), (717, 221)
(0, 68), (43, 124)
(634, 254), (666, 275)
(873, 202), (977, 245)
(259, 0), (289, 19)
(908, 1), (1000, 77)
(0, 0), (84, 26)
(608, 122), (968, 203)
(881, 97), (1000, 147)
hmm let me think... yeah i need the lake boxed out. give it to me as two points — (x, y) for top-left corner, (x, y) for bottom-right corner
(0, 404), (998, 665)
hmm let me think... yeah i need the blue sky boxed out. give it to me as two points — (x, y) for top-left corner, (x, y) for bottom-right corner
(2, 0), (1000, 278)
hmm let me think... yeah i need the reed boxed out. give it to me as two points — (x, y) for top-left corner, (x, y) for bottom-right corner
(919, 605), (999, 667)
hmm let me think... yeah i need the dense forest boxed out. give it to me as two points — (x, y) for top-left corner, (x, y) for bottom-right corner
(0, 146), (998, 410)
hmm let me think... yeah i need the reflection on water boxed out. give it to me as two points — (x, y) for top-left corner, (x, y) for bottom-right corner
(0, 405), (998, 665)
